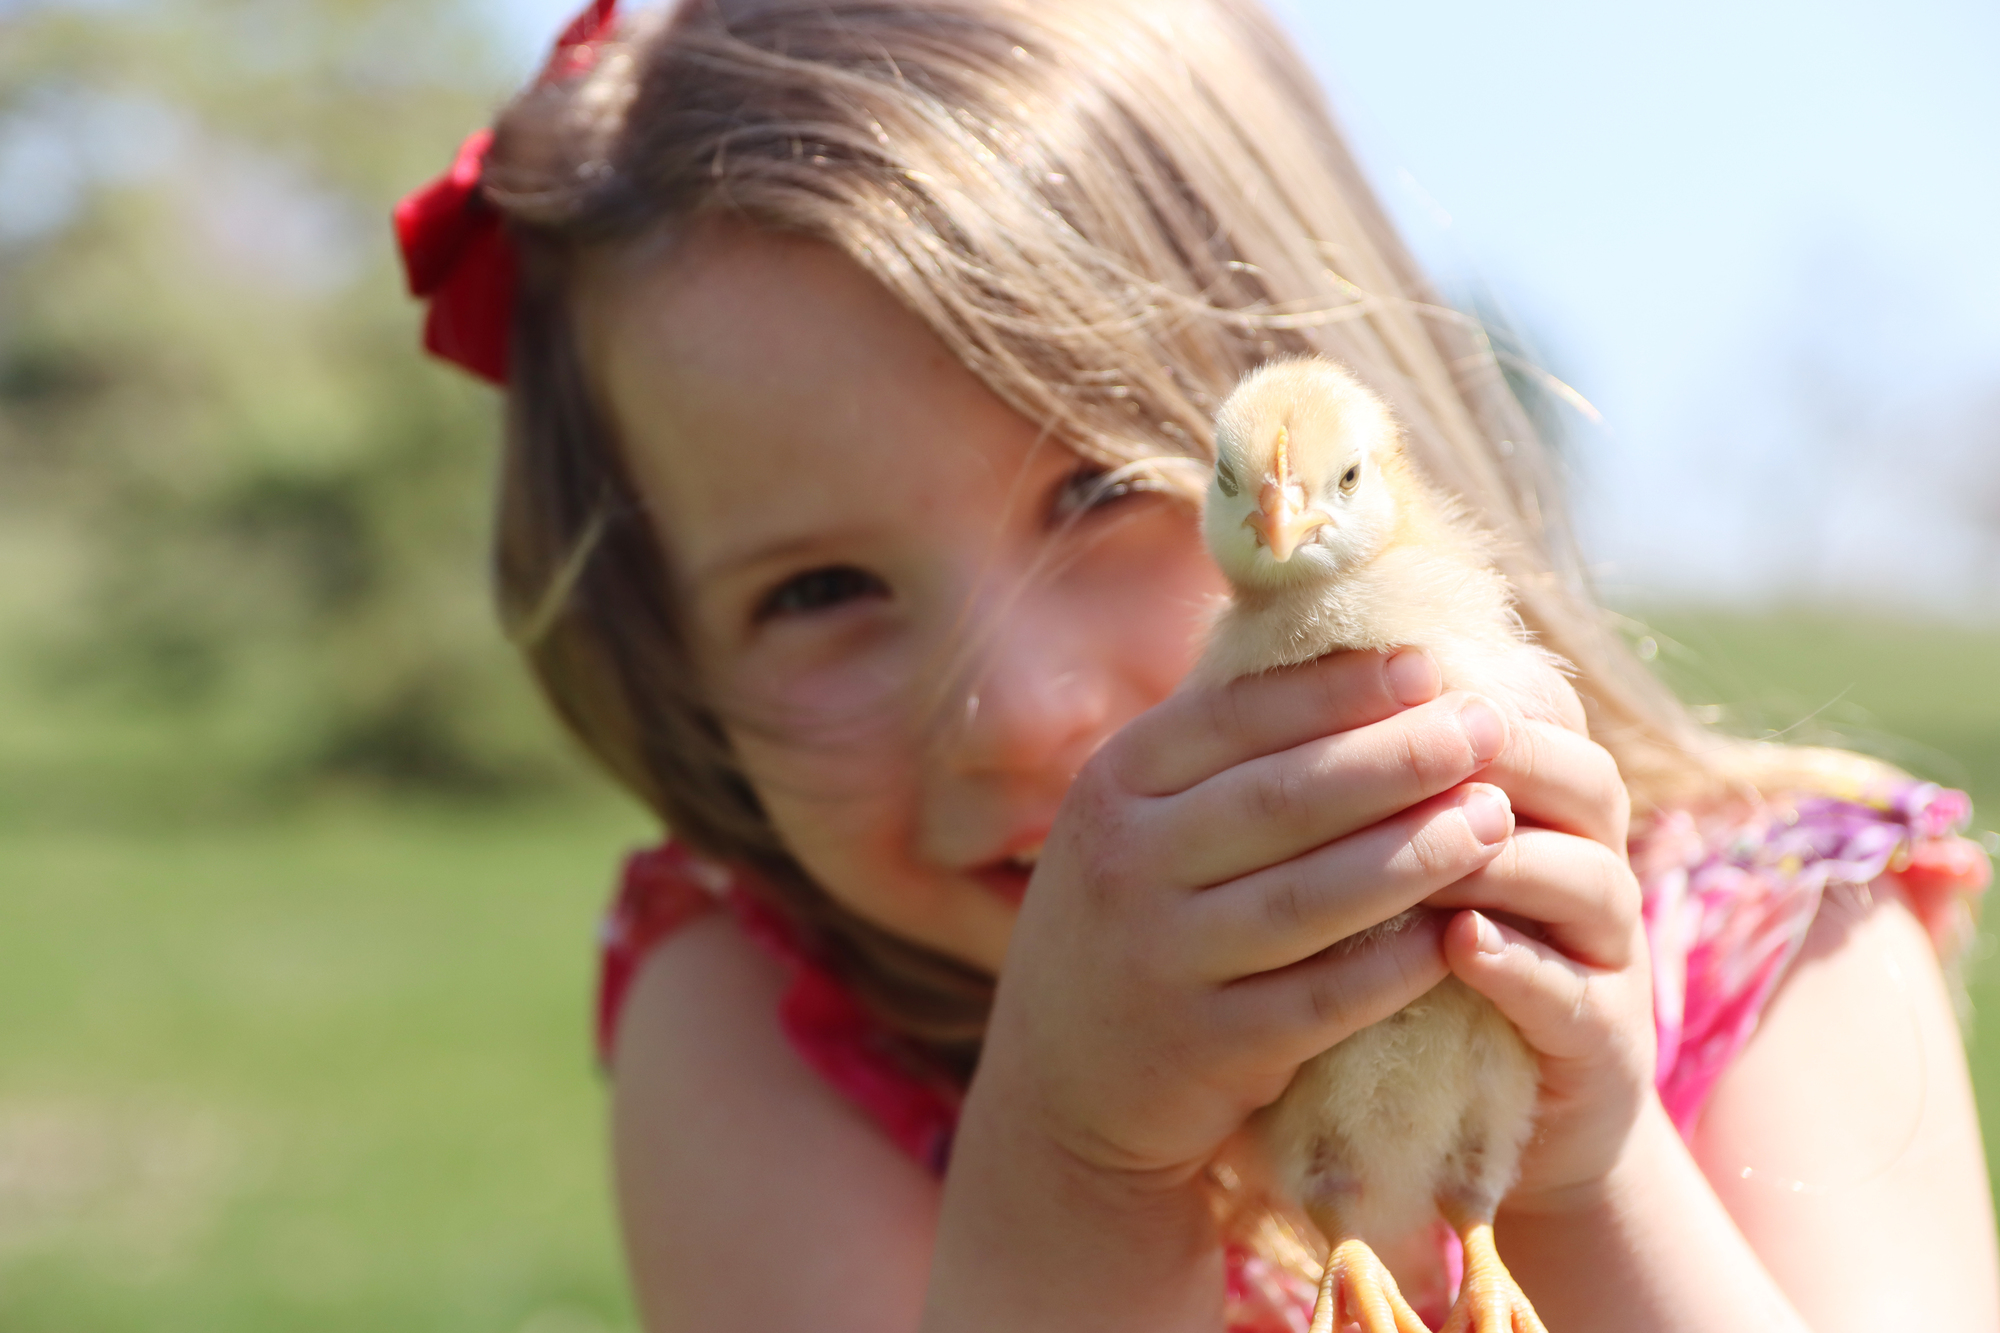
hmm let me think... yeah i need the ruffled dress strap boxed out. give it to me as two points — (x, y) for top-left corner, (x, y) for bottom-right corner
(596, 842), (732, 1062)
(1633, 780), (1988, 1137)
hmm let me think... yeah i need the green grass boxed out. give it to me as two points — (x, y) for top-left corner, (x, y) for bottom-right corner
(1633, 607), (2000, 817)
(0, 796), (653, 1333)
(0, 605), (1993, 1329)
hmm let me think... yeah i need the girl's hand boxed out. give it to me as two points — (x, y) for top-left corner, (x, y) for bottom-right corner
(974, 647), (1516, 1183)
(1423, 699), (1659, 1214)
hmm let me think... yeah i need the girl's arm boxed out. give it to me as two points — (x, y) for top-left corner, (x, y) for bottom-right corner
(1692, 883), (1999, 1329)
(610, 915), (940, 1333)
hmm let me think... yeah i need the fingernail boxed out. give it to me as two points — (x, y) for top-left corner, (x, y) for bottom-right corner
(1458, 697), (1507, 764)
(1461, 785), (1513, 845)
(1470, 911), (1505, 955)
(1385, 650), (1440, 707)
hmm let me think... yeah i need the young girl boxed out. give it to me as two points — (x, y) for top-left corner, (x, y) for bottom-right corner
(395, 0), (1997, 1328)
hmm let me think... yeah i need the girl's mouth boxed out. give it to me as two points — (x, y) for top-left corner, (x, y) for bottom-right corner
(970, 843), (1041, 906)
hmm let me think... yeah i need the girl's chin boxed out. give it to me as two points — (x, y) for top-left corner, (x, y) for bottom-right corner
(969, 863), (1033, 907)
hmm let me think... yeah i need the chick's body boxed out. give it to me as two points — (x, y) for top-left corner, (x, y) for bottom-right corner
(1195, 358), (1561, 1333)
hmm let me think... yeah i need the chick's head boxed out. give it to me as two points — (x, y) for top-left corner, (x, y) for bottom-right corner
(1202, 357), (1402, 591)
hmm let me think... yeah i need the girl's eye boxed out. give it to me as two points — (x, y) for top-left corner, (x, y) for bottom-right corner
(1053, 464), (1144, 521)
(755, 565), (889, 621)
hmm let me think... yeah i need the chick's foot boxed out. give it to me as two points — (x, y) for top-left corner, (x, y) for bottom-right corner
(1437, 1207), (1547, 1333)
(1309, 1238), (1432, 1333)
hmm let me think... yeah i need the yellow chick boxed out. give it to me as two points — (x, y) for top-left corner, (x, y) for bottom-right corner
(1194, 357), (1567, 1333)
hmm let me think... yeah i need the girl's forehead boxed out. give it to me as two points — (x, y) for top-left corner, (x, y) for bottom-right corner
(576, 223), (932, 456)
(575, 222), (1062, 582)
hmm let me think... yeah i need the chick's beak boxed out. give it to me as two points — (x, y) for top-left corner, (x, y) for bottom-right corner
(1242, 426), (1332, 561)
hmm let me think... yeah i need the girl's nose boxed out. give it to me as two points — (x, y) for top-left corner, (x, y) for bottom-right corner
(942, 595), (1117, 780)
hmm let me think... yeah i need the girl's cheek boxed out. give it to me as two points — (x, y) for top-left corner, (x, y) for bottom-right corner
(716, 615), (921, 791)
(721, 634), (939, 948)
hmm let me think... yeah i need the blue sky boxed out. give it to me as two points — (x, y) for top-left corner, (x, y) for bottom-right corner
(494, 0), (2000, 614)
(1275, 0), (2000, 614)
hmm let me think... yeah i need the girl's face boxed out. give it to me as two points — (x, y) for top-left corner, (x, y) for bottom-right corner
(577, 223), (1225, 973)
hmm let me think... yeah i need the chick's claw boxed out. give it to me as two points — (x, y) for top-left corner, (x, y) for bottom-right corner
(1438, 1216), (1548, 1333)
(1309, 1238), (1433, 1333)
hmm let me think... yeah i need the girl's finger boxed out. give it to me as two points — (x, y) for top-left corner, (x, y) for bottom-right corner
(1441, 911), (1623, 1064)
(1186, 785), (1513, 980)
(1153, 692), (1507, 888)
(1110, 648), (1442, 797)
(1424, 829), (1640, 969)
(1474, 721), (1630, 851)
(1210, 910), (1451, 1072)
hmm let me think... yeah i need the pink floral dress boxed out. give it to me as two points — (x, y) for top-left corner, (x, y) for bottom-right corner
(596, 781), (1988, 1332)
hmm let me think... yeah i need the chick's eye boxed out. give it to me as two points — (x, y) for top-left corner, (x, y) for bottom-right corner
(1216, 460), (1240, 498)
(1339, 463), (1360, 492)
(755, 565), (889, 621)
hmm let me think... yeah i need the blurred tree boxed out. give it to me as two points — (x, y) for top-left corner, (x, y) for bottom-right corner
(0, 0), (577, 802)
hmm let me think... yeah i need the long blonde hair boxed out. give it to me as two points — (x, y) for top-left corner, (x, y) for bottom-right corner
(482, 0), (1888, 1055)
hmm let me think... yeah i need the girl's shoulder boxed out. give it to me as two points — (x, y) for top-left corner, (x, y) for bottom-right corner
(1633, 778), (1989, 1135)
(600, 843), (962, 1169)
(599, 849), (804, 1150)
(1679, 792), (2000, 1328)
(597, 842), (738, 1064)
(606, 879), (944, 1332)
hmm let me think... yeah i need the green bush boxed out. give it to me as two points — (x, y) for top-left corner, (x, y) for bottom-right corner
(0, 0), (572, 810)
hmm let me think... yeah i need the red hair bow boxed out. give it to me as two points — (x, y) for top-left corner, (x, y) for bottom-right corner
(392, 0), (620, 386)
